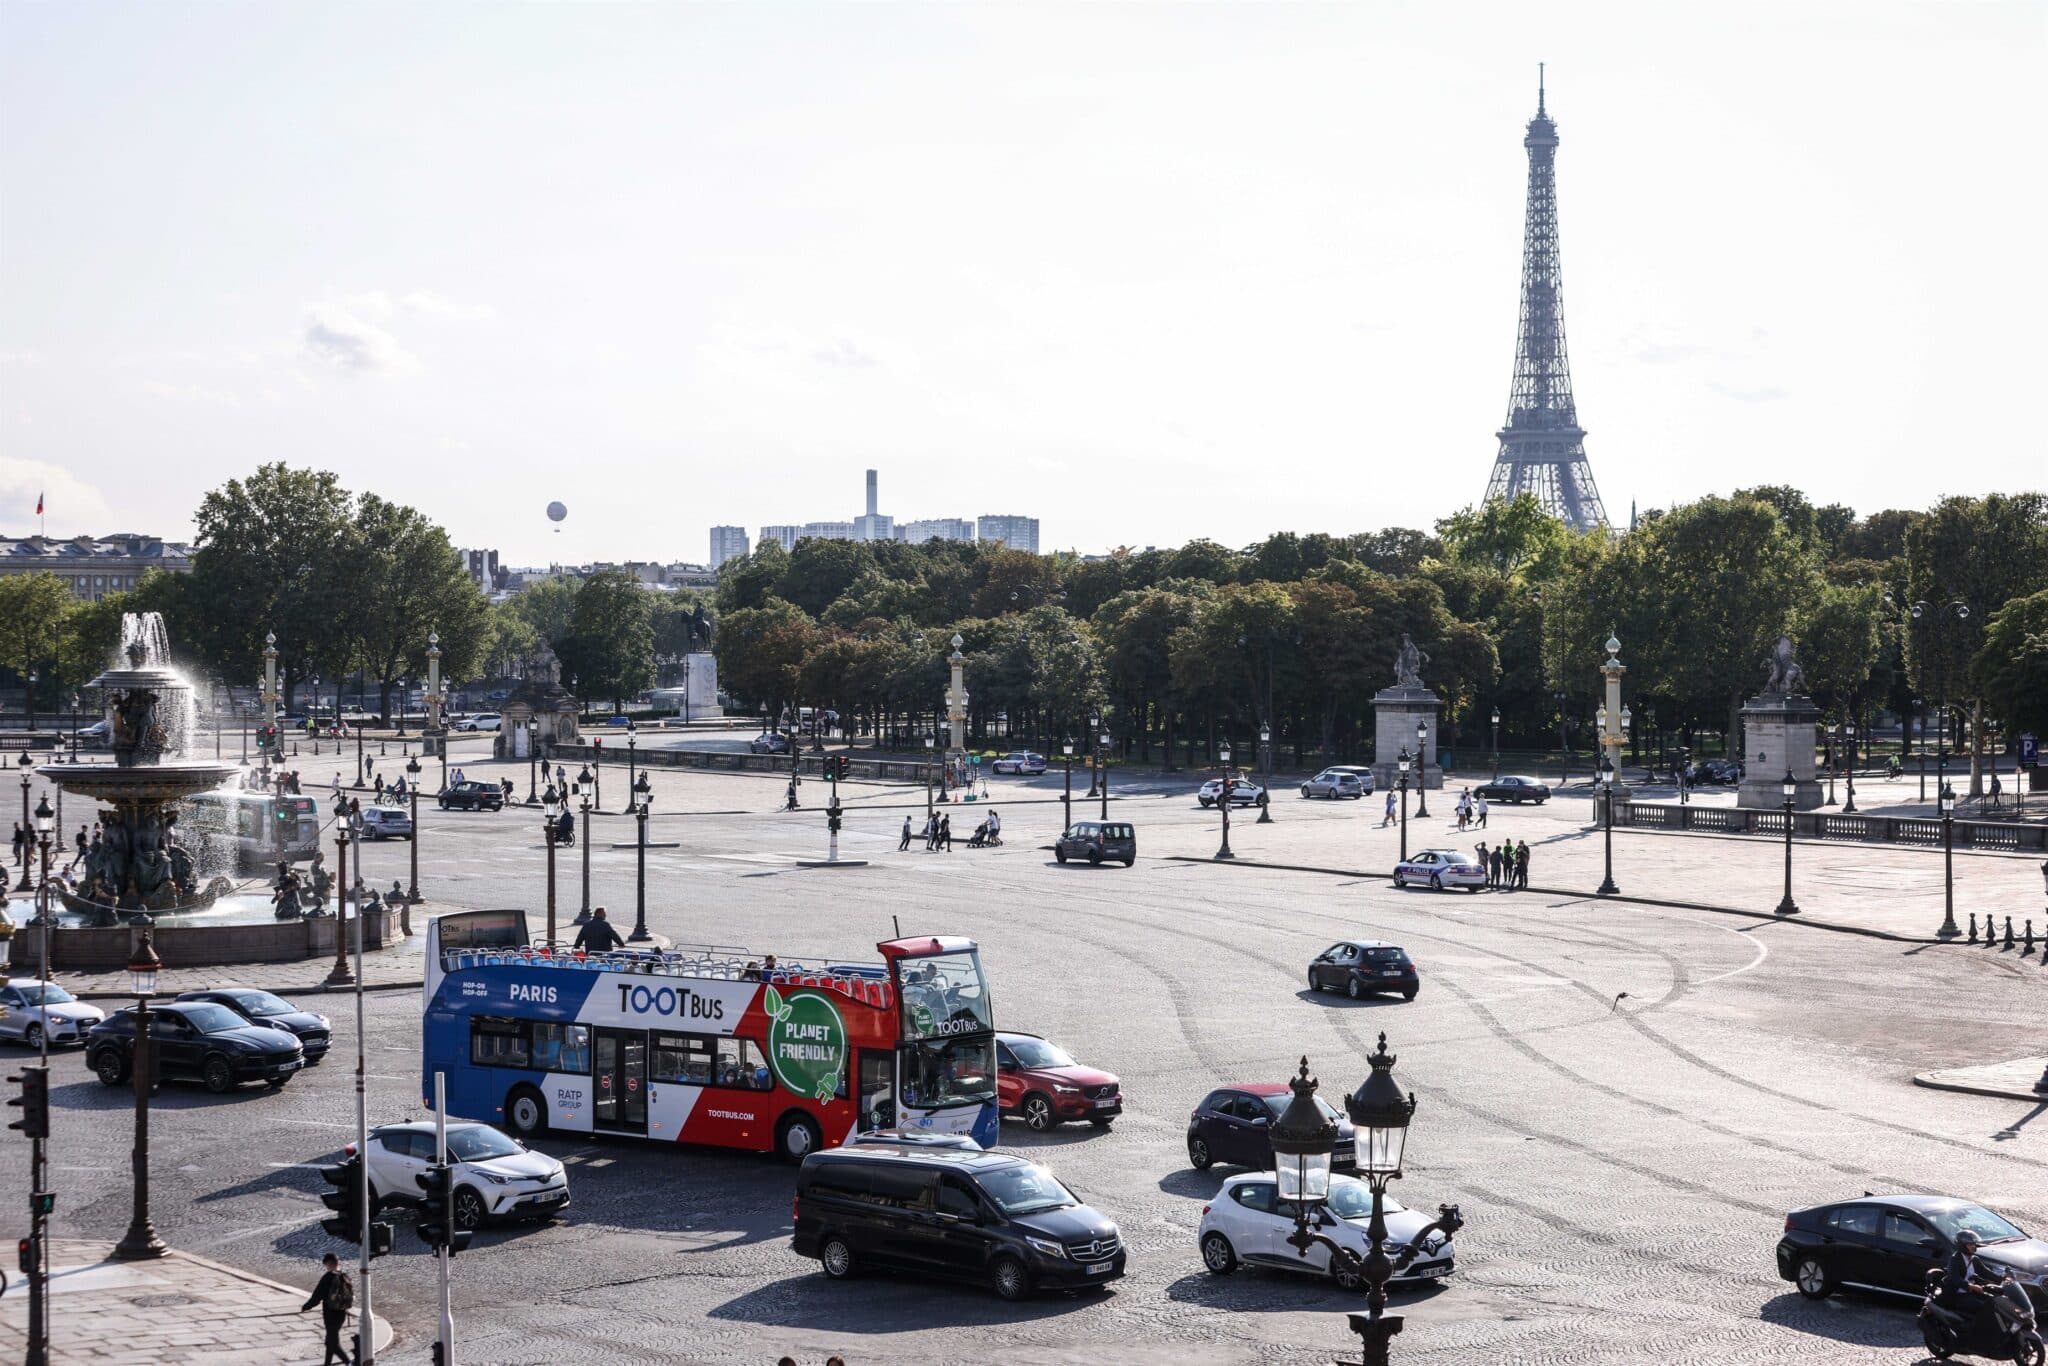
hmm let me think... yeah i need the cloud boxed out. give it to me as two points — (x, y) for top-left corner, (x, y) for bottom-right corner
(303, 302), (415, 373)
(142, 379), (243, 407)
(0, 456), (113, 530)
(811, 338), (878, 368)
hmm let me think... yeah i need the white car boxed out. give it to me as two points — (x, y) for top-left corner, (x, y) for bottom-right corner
(1198, 1172), (1456, 1290)
(0, 978), (105, 1048)
(455, 713), (501, 732)
(1391, 848), (1487, 891)
(1198, 779), (1266, 808)
(353, 1121), (570, 1230)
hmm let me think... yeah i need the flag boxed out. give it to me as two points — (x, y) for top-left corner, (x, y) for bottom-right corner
(35, 492), (43, 516)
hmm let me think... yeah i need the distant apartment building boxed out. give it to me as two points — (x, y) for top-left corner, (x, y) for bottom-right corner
(758, 525), (800, 553)
(0, 533), (194, 601)
(976, 515), (1041, 554)
(897, 518), (976, 544)
(800, 521), (857, 541)
(708, 525), (750, 569)
(458, 547), (504, 591)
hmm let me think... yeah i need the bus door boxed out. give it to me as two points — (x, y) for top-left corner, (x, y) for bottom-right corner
(857, 1050), (894, 1131)
(592, 1029), (648, 1135)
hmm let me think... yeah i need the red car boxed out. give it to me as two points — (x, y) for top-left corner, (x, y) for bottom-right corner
(995, 1031), (1123, 1131)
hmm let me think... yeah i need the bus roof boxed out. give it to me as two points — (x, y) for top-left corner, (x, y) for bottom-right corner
(876, 936), (978, 961)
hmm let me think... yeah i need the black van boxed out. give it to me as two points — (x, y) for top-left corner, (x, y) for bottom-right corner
(792, 1145), (1126, 1300)
(1053, 821), (1136, 867)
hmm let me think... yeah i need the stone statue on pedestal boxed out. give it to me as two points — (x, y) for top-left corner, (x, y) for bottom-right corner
(1761, 635), (1808, 697)
(1394, 634), (1429, 690)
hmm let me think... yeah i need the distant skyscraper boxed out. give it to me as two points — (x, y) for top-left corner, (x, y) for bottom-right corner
(708, 525), (749, 569)
(897, 518), (975, 544)
(758, 525), (800, 553)
(976, 515), (1040, 554)
(1480, 68), (1610, 532)
(853, 468), (893, 541)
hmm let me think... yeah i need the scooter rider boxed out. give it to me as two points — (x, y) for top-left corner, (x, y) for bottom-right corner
(1944, 1230), (1999, 1323)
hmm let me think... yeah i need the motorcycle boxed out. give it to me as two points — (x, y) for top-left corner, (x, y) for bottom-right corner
(1921, 1267), (2046, 1364)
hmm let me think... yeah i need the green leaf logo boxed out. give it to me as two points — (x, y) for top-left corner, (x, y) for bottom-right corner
(762, 984), (787, 1022)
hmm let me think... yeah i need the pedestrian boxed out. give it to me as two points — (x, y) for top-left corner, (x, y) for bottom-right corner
(1475, 794), (1489, 829)
(1515, 839), (1531, 889)
(1474, 841), (1489, 884)
(899, 815), (913, 851)
(1989, 771), (2004, 812)
(1488, 842), (1504, 889)
(70, 824), (88, 873)
(940, 813), (953, 852)
(452, 767), (465, 786)
(299, 1252), (355, 1365)
(923, 813), (937, 850)
(1382, 790), (1396, 828)
(573, 906), (625, 953)
(11, 823), (23, 868)
(373, 774), (385, 802)
(332, 773), (343, 801)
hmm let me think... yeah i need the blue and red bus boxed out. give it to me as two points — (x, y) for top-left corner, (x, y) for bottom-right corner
(421, 910), (999, 1160)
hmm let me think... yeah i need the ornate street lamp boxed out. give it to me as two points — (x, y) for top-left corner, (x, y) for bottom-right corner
(1276, 1041), (1462, 1366)
(1596, 754), (1618, 896)
(1098, 721), (1112, 820)
(923, 735), (935, 821)
(112, 930), (168, 1261)
(626, 721), (638, 812)
(1490, 708), (1501, 782)
(404, 755), (423, 912)
(1257, 723), (1275, 824)
(1843, 719), (1858, 814)
(1061, 737), (1075, 831)
(15, 752), (34, 891)
(1774, 769), (1800, 916)
(1937, 783), (1960, 939)
(1215, 741), (1235, 861)
(1397, 749), (1411, 863)
(325, 827), (355, 987)
(525, 717), (540, 805)
(1413, 723), (1430, 819)
(575, 790), (593, 924)
(542, 783), (562, 947)
(1086, 711), (1103, 799)
(629, 772), (653, 943)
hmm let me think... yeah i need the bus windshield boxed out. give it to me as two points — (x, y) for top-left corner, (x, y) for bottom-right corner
(901, 1034), (996, 1112)
(898, 951), (991, 1041)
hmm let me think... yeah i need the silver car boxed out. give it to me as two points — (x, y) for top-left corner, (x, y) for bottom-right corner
(1301, 767), (1372, 799)
(0, 978), (106, 1048)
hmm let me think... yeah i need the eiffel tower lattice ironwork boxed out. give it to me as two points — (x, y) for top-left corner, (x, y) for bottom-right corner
(1482, 67), (1609, 532)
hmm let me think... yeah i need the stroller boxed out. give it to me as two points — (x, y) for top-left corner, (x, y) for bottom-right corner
(966, 819), (1003, 848)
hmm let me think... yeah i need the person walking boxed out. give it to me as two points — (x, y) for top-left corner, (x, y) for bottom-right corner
(11, 823), (24, 869)
(939, 813), (953, 852)
(573, 907), (625, 953)
(299, 1252), (356, 1365)
(922, 813), (937, 851)
(899, 815), (914, 851)
(69, 824), (88, 873)
(1515, 840), (1531, 889)
(1475, 794), (1489, 829)
(1382, 790), (1396, 828)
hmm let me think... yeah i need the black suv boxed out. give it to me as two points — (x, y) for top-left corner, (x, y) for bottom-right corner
(438, 780), (506, 811)
(793, 1145), (1126, 1300)
(86, 1001), (305, 1094)
(174, 988), (331, 1062)
(1053, 821), (1136, 867)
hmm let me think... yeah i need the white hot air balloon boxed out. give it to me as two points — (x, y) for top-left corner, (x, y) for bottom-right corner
(546, 501), (567, 533)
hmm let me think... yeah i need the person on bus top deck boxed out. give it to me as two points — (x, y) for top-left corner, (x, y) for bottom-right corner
(573, 906), (625, 954)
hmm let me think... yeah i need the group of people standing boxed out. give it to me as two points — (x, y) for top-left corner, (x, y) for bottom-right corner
(903, 812), (955, 851)
(1473, 838), (1531, 890)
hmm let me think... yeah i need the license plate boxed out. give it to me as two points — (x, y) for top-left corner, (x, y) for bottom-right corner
(1094, 1098), (1118, 1108)
(1087, 1261), (1115, 1275)
(1416, 1264), (1449, 1278)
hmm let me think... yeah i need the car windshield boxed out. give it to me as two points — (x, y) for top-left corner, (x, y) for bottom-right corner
(447, 1127), (523, 1163)
(1007, 1038), (1076, 1069)
(181, 1004), (250, 1033)
(1260, 1094), (1343, 1122)
(1927, 1205), (2027, 1243)
(14, 983), (75, 1005)
(231, 991), (296, 1017)
(977, 1164), (1076, 1216)
(1326, 1181), (1407, 1220)
(1360, 948), (1406, 962)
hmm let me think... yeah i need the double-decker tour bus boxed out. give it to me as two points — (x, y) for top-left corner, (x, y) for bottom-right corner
(421, 909), (999, 1160)
(183, 790), (322, 870)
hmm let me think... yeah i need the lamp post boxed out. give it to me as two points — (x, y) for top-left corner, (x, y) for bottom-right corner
(404, 756), (423, 910)
(1098, 722), (1112, 820)
(1916, 698), (1927, 802)
(1086, 712), (1102, 799)
(15, 752), (33, 890)
(1774, 769), (1800, 916)
(1413, 723), (1430, 819)
(1596, 754), (1618, 896)
(354, 702), (366, 790)
(1490, 708), (1501, 781)
(326, 827), (356, 986)
(1257, 723), (1275, 824)
(629, 773), (652, 942)
(591, 740), (605, 813)
(1936, 783), (1960, 938)
(1843, 719), (1858, 814)
(923, 735), (935, 822)
(1397, 749), (1411, 863)
(577, 790), (593, 923)
(111, 929), (168, 1260)
(1273, 1041), (1462, 1366)
(626, 722), (638, 812)
(1061, 737), (1074, 831)
(542, 784), (561, 947)
(260, 632), (279, 787)
(1678, 745), (1691, 805)
(1215, 741), (1235, 860)
(525, 718), (540, 805)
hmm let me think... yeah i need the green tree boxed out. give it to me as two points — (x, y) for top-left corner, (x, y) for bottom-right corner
(776, 539), (876, 618)
(1972, 588), (2048, 738)
(557, 570), (653, 708)
(0, 572), (75, 725)
(713, 598), (816, 717)
(971, 549), (1062, 616)
(1434, 494), (1572, 583)
(1794, 581), (1885, 715)
(504, 578), (577, 648)
(716, 541), (788, 615)
(351, 495), (491, 720)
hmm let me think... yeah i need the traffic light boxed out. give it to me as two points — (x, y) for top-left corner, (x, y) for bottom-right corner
(827, 809), (842, 835)
(18, 1236), (34, 1275)
(415, 1163), (472, 1255)
(8, 1067), (49, 1139)
(368, 1218), (393, 1259)
(319, 1155), (362, 1241)
(824, 754), (851, 781)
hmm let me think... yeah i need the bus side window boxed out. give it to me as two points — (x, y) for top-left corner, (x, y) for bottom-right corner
(470, 1016), (529, 1069)
(530, 1022), (565, 1073)
(560, 1024), (591, 1074)
(716, 1037), (772, 1091)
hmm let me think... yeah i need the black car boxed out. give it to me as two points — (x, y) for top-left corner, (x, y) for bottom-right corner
(1471, 775), (1551, 804)
(86, 1001), (305, 1094)
(1777, 1195), (2048, 1310)
(793, 1145), (1125, 1300)
(1187, 1084), (1356, 1173)
(1053, 821), (1137, 867)
(1307, 941), (1419, 1001)
(438, 780), (505, 812)
(174, 988), (331, 1062)
(1688, 759), (1742, 786)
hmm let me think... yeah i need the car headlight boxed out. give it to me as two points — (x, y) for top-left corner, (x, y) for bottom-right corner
(1025, 1235), (1068, 1259)
(1052, 1084), (1079, 1094)
(477, 1171), (511, 1185)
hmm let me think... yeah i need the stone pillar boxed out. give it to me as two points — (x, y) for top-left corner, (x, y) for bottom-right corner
(945, 634), (969, 759)
(1372, 686), (1442, 794)
(1737, 692), (1824, 811)
(1598, 635), (1632, 806)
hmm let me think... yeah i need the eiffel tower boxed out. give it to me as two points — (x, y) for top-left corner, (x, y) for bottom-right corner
(1482, 67), (1609, 532)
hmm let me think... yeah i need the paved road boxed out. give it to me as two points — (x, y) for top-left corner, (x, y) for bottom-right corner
(4, 758), (2045, 1363)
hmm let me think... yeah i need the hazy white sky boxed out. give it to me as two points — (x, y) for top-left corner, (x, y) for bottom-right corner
(3, 2), (2042, 565)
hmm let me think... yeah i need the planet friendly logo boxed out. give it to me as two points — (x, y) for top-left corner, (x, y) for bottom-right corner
(763, 985), (848, 1102)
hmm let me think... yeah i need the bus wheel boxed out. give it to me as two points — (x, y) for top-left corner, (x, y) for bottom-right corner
(777, 1111), (823, 1164)
(506, 1086), (548, 1138)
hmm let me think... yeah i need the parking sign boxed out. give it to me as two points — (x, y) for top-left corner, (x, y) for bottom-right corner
(2021, 733), (2039, 765)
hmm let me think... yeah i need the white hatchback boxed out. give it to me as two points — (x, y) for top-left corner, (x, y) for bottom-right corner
(0, 978), (105, 1048)
(1197, 1172), (1456, 1290)
(353, 1121), (569, 1230)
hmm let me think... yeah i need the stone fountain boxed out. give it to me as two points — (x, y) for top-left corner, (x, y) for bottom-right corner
(38, 614), (240, 922)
